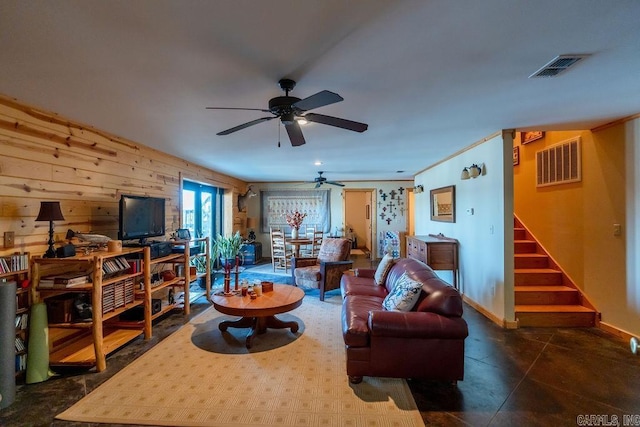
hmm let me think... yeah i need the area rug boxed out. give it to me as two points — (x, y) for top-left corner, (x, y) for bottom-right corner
(56, 294), (423, 426)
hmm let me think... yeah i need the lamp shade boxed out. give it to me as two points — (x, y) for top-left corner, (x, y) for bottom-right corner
(469, 164), (481, 178)
(461, 168), (470, 180)
(35, 201), (65, 222)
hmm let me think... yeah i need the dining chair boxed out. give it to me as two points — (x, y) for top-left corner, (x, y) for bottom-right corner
(300, 225), (316, 257)
(310, 229), (323, 257)
(270, 228), (292, 272)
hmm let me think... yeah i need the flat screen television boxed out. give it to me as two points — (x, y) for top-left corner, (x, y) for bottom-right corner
(118, 195), (166, 242)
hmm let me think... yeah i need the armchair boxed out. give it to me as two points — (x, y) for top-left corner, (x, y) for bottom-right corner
(292, 238), (352, 301)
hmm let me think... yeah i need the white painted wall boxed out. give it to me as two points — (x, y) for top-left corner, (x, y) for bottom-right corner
(414, 133), (513, 323)
(621, 118), (640, 336)
(243, 180), (413, 257)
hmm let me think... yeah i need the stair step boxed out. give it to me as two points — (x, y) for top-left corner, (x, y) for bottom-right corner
(515, 253), (549, 269)
(515, 305), (596, 327)
(515, 286), (579, 305)
(514, 228), (527, 240)
(515, 268), (563, 286)
(514, 240), (537, 253)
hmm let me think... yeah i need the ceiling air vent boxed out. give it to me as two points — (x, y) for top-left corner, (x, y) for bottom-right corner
(529, 54), (590, 78)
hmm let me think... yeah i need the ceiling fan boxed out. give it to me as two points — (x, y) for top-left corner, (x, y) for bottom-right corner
(206, 78), (368, 147)
(308, 171), (344, 188)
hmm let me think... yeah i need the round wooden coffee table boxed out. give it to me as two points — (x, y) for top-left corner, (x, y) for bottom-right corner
(211, 284), (304, 348)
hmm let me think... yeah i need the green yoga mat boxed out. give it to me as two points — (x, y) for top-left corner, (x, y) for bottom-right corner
(26, 302), (53, 384)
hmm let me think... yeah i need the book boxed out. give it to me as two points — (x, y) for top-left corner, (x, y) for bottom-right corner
(52, 272), (90, 285)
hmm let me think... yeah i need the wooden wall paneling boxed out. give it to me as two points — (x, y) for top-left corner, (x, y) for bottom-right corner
(0, 95), (247, 258)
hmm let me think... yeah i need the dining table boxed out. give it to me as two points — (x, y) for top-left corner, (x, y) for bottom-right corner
(287, 237), (313, 257)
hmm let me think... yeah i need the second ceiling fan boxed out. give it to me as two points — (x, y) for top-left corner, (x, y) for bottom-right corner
(207, 78), (368, 147)
(308, 171), (344, 188)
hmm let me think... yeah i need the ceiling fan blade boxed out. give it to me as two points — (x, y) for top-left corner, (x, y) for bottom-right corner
(292, 90), (343, 112)
(206, 107), (271, 113)
(326, 181), (345, 187)
(315, 182), (322, 188)
(216, 116), (275, 136)
(303, 113), (368, 133)
(284, 122), (306, 146)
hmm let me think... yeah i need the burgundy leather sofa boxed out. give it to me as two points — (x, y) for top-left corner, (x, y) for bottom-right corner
(340, 257), (468, 384)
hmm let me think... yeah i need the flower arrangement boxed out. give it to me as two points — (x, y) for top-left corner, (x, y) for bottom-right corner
(284, 209), (307, 230)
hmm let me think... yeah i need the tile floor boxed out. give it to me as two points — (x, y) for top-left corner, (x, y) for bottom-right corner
(1, 258), (639, 426)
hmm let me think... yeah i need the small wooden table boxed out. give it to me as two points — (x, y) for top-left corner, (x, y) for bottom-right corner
(288, 238), (313, 257)
(211, 284), (304, 348)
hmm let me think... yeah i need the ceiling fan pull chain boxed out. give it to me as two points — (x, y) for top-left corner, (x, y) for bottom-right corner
(277, 121), (281, 147)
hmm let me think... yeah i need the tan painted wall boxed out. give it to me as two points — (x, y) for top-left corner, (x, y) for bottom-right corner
(0, 95), (246, 258)
(514, 126), (633, 334)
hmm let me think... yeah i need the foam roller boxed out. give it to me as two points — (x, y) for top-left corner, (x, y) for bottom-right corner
(26, 302), (52, 384)
(0, 280), (17, 409)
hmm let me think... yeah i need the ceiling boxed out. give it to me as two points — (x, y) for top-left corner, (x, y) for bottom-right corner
(2, 1), (640, 183)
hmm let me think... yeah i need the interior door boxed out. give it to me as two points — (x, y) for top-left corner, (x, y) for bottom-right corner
(344, 189), (374, 253)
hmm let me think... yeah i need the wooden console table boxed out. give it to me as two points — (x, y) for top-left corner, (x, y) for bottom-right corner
(406, 234), (459, 289)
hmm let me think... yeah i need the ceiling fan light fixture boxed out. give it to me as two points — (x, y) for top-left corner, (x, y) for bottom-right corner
(296, 117), (308, 125)
(281, 112), (295, 125)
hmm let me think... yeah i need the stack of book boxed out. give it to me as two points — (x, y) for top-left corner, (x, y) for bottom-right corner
(0, 253), (29, 273)
(15, 336), (26, 352)
(39, 272), (90, 288)
(102, 256), (131, 278)
(15, 313), (29, 330)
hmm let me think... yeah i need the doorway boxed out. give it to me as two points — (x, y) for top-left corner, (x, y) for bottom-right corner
(343, 189), (375, 257)
(181, 180), (224, 245)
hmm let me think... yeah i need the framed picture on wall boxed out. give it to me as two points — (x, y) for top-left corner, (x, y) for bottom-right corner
(513, 146), (520, 165)
(521, 131), (544, 145)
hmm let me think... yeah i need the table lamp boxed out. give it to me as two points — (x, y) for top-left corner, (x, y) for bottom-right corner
(247, 217), (258, 242)
(36, 201), (65, 258)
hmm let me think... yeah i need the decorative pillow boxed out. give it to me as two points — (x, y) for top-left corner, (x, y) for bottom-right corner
(374, 253), (395, 286)
(382, 272), (423, 312)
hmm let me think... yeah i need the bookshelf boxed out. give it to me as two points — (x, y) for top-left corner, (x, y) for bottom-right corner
(30, 240), (209, 372)
(0, 252), (30, 380)
(32, 248), (146, 372)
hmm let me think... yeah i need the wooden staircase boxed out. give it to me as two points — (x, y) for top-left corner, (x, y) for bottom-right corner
(514, 217), (598, 327)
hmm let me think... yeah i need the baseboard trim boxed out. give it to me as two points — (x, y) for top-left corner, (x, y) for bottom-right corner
(599, 321), (637, 343)
(462, 295), (517, 329)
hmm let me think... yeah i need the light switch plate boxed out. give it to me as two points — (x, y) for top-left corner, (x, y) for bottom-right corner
(4, 231), (15, 248)
(613, 224), (622, 236)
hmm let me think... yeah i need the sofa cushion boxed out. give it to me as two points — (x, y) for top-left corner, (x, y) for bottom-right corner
(294, 265), (321, 289)
(374, 253), (395, 286)
(317, 238), (351, 262)
(382, 272), (423, 312)
(413, 277), (464, 317)
(341, 274), (389, 299)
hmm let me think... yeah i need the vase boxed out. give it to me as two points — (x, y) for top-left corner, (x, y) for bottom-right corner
(292, 228), (299, 239)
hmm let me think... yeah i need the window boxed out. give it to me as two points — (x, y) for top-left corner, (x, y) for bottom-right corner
(182, 181), (224, 245)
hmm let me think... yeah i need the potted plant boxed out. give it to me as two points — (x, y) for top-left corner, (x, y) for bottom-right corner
(212, 231), (245, 294)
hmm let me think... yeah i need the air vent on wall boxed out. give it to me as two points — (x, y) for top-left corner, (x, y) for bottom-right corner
(529, 54), (590, 78)
(536, 136), (581, 187)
